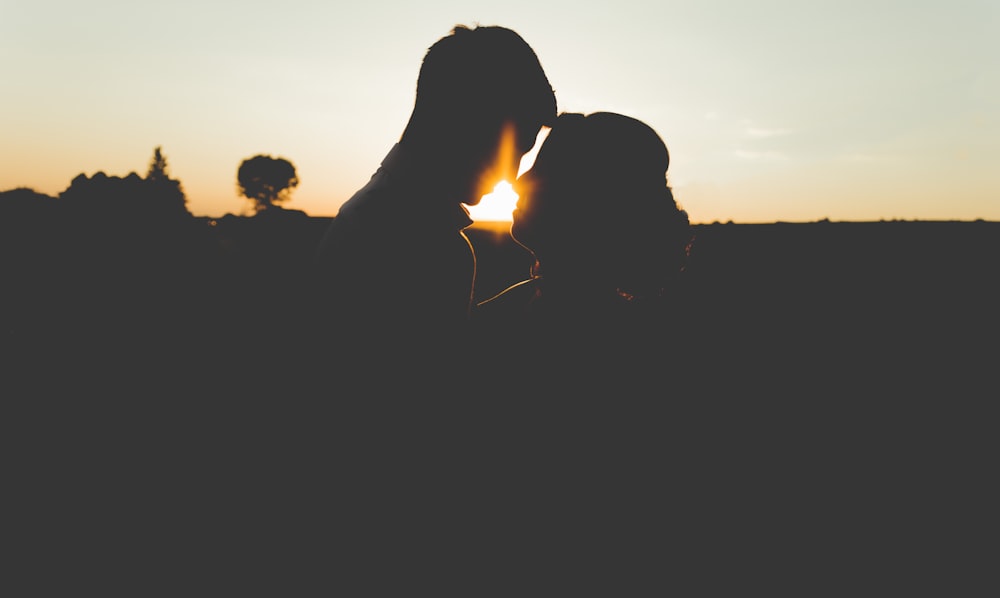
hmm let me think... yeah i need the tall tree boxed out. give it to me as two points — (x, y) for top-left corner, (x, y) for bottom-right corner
(144, 146), (191, 219)
(237, 154), (299, 214)
(147, 146), (170, 182)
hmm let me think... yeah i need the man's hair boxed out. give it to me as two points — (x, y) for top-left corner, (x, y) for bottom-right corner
(402, 25), (557, 145)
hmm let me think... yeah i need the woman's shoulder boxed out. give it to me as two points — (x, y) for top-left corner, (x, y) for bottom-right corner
(473, 278), (541, 323)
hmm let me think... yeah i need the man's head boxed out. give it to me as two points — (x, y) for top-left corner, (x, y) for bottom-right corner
(400, 25), (557, 203)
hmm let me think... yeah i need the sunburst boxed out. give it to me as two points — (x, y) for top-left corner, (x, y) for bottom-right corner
(467, 180), (519, 222)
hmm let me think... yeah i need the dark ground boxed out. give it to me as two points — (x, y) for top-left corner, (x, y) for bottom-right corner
(3, 216), (997, 593)
(5, 215), (997, 378)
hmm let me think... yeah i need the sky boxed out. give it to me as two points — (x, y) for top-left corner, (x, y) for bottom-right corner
(2, 0), (997, 224)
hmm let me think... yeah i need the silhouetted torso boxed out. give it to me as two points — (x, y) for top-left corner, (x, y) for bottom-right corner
(313, 144), (476, 364)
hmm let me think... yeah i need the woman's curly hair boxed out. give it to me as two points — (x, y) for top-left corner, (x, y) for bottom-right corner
(522, 111), (694, 302)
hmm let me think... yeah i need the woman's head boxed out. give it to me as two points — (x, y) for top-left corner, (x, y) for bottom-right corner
(512, 111), (692, 299)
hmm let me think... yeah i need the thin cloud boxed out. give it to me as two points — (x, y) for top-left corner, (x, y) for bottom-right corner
(734, 150), (788, 161)
(840, 152), (899, 163)
(745, 127), (793, 138)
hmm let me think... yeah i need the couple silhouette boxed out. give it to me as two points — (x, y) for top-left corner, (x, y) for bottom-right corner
(306, 25), (694, 588)
(313, 24), (693, 386)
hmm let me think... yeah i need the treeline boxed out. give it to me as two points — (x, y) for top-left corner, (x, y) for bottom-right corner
(1, 148), (321, 386)
(3, 152), (998, 400)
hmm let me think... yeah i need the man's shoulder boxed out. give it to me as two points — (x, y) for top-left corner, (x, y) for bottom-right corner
(335, 171), (399, 223)
(318, 172), (402, 242)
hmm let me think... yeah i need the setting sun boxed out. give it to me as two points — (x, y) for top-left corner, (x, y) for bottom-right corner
(468, 180), (519, 222)
(466, 127), (548, 223)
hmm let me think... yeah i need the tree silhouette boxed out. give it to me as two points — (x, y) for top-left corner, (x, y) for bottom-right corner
(57, 147), (190, 220)
(145, 146), (191, 219)
(59, 171), (143, 214)
(0, 187), (58, 214)
(237, 154), (299, 214)
(147, 146), (170, 182)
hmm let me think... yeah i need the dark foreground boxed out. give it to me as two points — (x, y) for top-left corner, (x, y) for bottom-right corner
(3, 218), (997, 593)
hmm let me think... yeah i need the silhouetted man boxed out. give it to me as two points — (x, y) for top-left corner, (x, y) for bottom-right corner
(313, 24), (556, 368)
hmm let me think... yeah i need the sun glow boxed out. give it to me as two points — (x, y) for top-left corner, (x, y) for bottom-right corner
(467, 126), (548, 223)
(467, 180), (519, 222)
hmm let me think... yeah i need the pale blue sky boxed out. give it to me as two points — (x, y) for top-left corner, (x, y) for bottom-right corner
(2, 0), (997, 222)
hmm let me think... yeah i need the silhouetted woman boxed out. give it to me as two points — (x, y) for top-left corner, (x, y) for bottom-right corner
(474, 111), (694, 368)
(468, 112), (698, 584)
